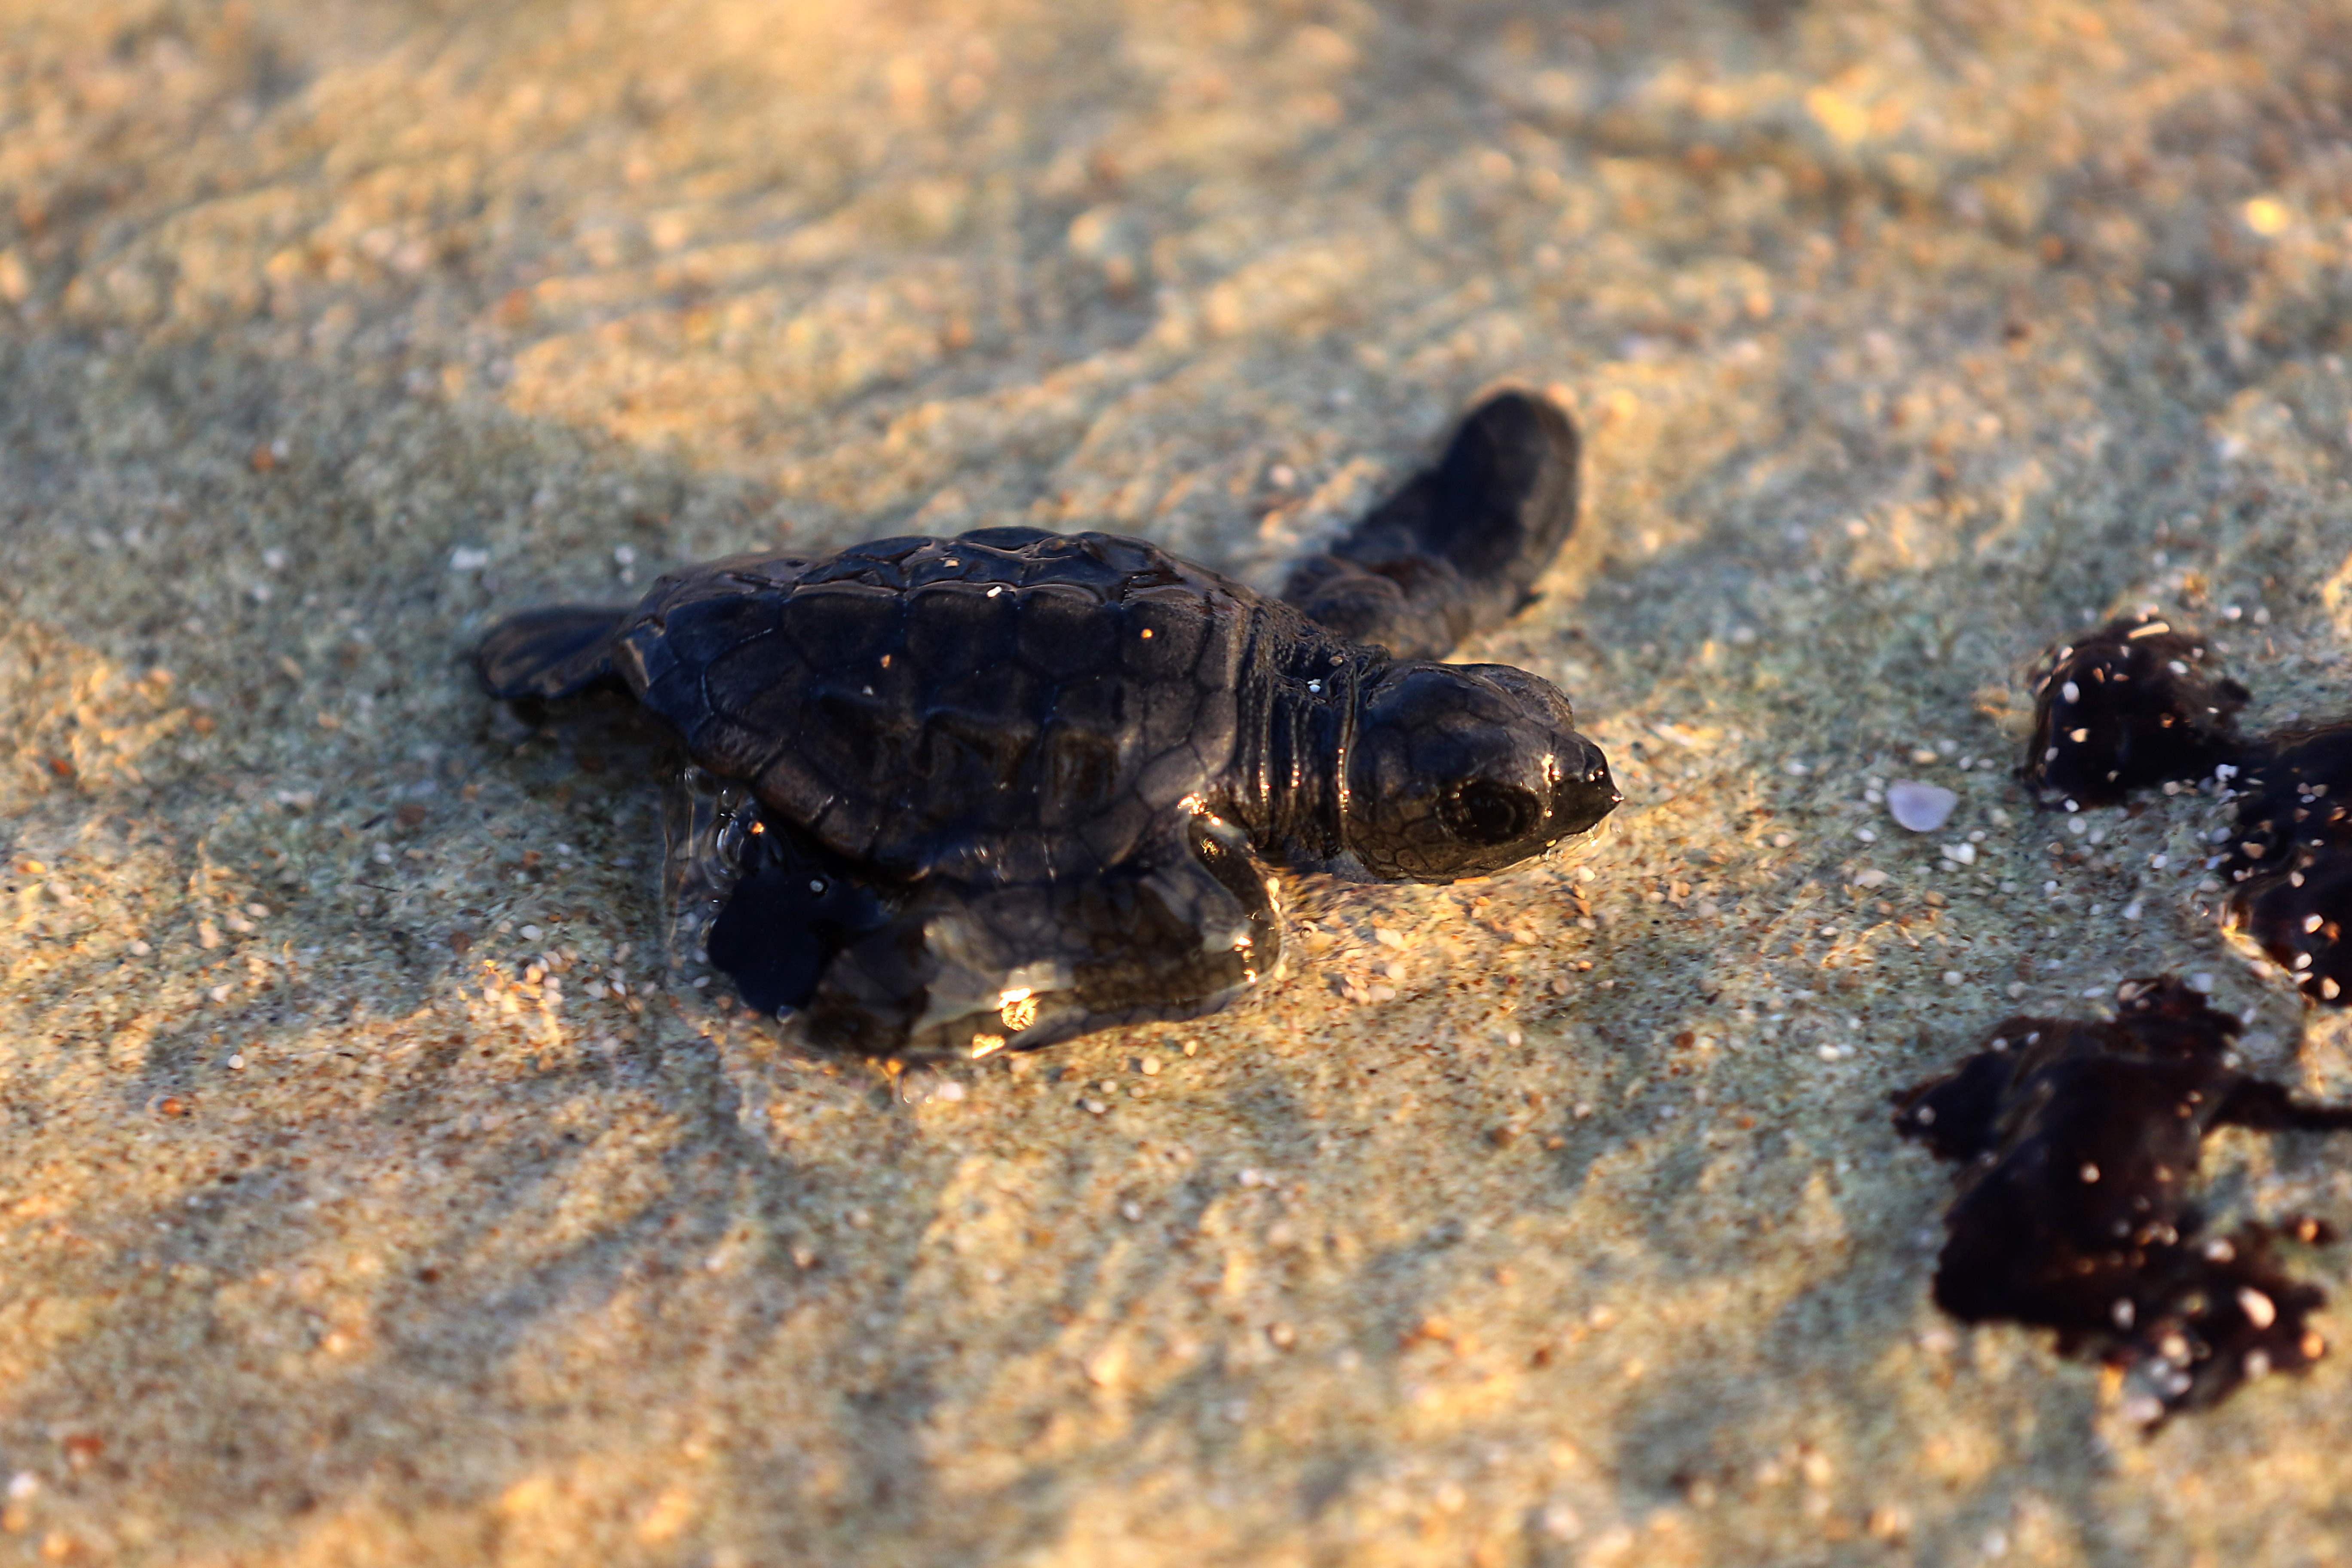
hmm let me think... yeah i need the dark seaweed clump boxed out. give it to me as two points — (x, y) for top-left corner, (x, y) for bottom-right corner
(2221, 725), (2352, 1005)
(2016, 616), (2352, 1013)
(2021, 614), (2249, 808)
(1893, 976), (2352, 1423)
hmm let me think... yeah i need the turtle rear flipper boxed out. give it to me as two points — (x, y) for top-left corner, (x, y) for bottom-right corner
(709, 814), (1283, 1059)
(1281, 389), (1578, 658)
(474, 604), (632, 700)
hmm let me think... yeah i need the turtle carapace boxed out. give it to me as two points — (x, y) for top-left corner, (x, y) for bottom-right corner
(475, 390), (1619, 1057)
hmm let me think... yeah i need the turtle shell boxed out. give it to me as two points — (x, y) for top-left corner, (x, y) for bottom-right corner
(608, 525), (1341, 884)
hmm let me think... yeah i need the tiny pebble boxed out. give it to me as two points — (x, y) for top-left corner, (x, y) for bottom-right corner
(1886, 781), (1958, 833)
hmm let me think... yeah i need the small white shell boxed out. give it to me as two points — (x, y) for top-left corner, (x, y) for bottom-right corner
(1887, 780), (1959, 833)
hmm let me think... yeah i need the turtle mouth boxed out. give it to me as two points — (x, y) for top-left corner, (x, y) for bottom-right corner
(1538, 808), (1618, 867)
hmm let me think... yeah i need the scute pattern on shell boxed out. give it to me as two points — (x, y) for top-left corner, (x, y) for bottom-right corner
(611, 527), (1340, 885)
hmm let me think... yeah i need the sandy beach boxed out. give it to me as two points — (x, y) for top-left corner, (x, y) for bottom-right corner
(11, 1), (2352, 1562)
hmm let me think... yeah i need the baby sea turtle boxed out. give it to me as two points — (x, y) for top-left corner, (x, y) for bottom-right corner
(476, 391), (1619, 1058)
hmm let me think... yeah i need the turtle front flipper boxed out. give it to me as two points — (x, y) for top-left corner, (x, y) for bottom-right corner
(701, 809), (901, 1023)
(707, 812), (1282, 1060)
(475, 604), (632, 700)
(1280, 390), (1578, 659)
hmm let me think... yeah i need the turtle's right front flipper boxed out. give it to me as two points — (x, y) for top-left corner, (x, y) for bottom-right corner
(708, 813), (1283, 1060)
(474, 604), (632, 700)
(1281, 389), (1578, 659)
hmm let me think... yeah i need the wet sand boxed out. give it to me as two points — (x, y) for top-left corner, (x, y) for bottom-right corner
(9, 1), (2352, 1562)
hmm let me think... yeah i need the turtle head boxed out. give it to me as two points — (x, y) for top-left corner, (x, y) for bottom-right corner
(1342, 662), (1619, 882)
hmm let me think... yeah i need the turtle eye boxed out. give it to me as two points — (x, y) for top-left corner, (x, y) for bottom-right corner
(1438, 780), (1540, 845)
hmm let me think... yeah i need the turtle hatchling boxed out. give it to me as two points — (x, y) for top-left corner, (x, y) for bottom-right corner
(476, 390), (1620, 1058)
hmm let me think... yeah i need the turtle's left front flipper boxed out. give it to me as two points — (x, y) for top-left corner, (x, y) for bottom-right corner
(1280, 390), (1578, 659)
(707, 813), (1282, 1060)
